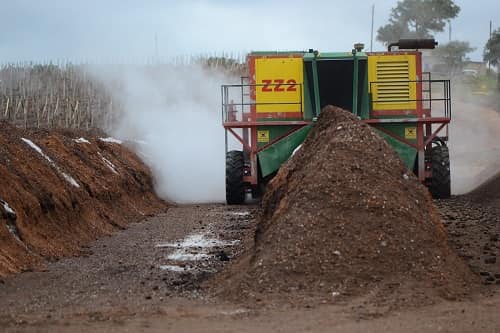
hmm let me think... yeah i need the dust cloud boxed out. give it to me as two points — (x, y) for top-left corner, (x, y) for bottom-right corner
(449, 88), (500, 195)
(90, 64), (237, 203)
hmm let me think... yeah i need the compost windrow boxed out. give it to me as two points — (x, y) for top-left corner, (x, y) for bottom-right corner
(0, 122), (168, 277)
(213, 105), (476, 307)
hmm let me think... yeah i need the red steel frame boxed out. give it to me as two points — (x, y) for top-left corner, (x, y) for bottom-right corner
(364, 51), (450, 182)
(223, 51), (450, 186)
(223, 54), (311, 186)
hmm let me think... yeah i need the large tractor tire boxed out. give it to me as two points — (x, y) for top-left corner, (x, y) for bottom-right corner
(429, 145), (451, 199)
(226, 150), (245, 204)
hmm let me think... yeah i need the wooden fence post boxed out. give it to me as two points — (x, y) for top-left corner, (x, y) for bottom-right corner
(24, 98), (28, 129)
(51, 97), (59, 128)
(15, 99), (22, 123)
(4, 97), (10, 120)
(73, 100), (79, 128)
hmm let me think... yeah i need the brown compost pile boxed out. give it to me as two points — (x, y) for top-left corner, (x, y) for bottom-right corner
(0, 123), (167, 277)
(213, 106), (476, 307)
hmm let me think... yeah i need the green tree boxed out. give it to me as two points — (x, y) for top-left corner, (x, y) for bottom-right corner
(377, 0), (460, 45)
(433, 41), (475, 73)
(484, 28), (500, 90)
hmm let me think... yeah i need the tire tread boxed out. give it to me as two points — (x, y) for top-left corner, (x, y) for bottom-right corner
(226, 151), (245, 204)
(429, 145), (451, 199)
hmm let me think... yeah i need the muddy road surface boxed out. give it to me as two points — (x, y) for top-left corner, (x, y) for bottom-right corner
(0, 203), (499, 333)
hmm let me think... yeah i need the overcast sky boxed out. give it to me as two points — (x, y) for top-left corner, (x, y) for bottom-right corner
(0, 0), (497, 63)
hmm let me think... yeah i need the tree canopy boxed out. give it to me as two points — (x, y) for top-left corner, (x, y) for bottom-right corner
(433, 41), (475, 73)
(377, 0), (460, 45)
(484, 28), (500, 66)
(484, 28), (500, 90)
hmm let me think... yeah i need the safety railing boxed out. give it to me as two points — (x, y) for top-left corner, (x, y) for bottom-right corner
(369, 78), (451, 119)
(221, 82), (303, 123)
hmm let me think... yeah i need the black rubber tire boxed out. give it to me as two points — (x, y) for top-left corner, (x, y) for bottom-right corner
(226, 150), (245, 204)
(429, 145), (451, 199)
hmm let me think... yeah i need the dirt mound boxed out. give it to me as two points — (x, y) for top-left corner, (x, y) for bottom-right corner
(0, 122), (168, 277)
(213, 106), (476, 307)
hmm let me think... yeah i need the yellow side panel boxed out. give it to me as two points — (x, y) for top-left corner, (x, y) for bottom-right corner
(368, 54), (417, 111)
(255, 57), (303, 113)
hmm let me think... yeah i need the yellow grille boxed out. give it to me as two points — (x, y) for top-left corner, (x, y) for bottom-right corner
(369, 54), (417, 111)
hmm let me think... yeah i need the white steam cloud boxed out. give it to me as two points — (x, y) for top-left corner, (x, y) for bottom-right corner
(91, 64), (236, 203)
(450, 96), (500, 194)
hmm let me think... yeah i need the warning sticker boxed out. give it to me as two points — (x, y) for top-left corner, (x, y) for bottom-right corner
(405, 127), (417, 139)
(257, 130), (270, 143)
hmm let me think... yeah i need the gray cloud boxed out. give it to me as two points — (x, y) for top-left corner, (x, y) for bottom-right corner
(0, 0), (497, 62)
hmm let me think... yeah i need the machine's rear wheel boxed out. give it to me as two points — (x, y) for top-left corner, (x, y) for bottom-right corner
(429, 145), (451, 199)
(226, 150), (245, 204)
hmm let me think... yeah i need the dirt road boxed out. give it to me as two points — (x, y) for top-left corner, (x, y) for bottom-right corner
(1, 203), (499, 332)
